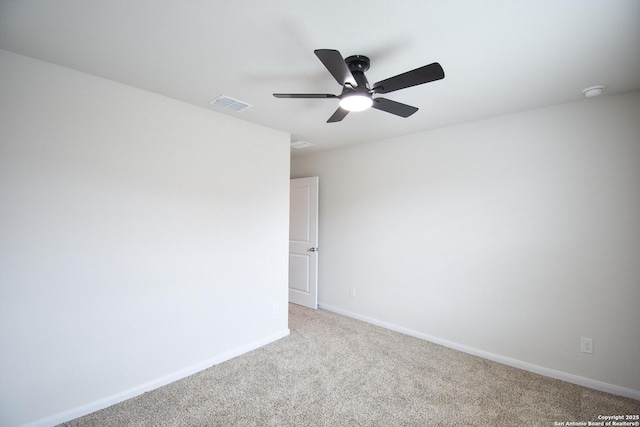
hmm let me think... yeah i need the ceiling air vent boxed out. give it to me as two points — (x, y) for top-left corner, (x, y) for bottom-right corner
(291, 140), (315, 149)
(209, 95), (253, 112)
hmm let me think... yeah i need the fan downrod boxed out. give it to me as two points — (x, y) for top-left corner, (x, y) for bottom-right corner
(344, 55), (370, 88)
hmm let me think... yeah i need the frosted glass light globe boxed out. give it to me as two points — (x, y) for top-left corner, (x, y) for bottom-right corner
(339, 94), (373, 112)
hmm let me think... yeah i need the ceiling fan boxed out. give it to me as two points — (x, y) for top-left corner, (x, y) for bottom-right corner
(273, 49), (444, 123)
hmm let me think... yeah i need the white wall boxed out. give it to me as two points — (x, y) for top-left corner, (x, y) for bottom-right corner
(292, 90), (640, 397)
(0, 49), (290, 427)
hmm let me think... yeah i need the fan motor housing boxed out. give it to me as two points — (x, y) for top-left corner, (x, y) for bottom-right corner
(345, 55), (370, 72)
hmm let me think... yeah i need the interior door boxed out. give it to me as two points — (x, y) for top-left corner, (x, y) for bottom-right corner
(289, 177), (319, 309)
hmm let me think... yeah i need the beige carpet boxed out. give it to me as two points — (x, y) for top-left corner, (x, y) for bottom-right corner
(62, 303), (639, 426)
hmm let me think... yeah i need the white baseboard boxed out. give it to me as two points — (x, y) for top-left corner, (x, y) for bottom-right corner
(319, 304), (640, 401)
(23, 329), (290, 427)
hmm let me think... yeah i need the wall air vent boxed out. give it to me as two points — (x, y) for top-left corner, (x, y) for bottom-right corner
(291, 140), (315, 149)
(209, 95), (253, 112)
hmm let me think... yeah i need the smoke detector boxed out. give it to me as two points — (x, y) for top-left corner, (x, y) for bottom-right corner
(582, 86), (605, 98)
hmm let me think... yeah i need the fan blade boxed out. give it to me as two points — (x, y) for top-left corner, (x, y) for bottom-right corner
(327, 107), (349, 123)
(371, 98), (418, 118)
(273, 93), (337, 98)
(314, 49), (357, 87)
(373, 62), (444, 94)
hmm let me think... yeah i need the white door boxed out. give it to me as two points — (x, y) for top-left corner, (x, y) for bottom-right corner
(289, 177), (319, 309)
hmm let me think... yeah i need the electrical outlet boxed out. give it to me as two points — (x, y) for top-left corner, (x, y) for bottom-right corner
(272, 304), (279, 314)
(349, 287), (356, 297)
(580, 337), (593, 354)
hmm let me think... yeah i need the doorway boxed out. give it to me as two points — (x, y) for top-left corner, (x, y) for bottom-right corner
(288, 177), (319, 309)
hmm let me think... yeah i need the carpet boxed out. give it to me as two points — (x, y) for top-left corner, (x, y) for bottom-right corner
(61, 303), (640, 426)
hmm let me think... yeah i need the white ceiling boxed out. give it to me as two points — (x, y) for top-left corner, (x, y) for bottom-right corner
(1, 1), (639, 154)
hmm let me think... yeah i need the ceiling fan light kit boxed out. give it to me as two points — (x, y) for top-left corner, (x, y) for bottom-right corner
(273, 49), (444, 123)
(339, 93), (373, 111)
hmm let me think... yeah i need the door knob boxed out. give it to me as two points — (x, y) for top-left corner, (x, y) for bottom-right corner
(309, 247), (318, 252)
